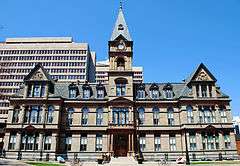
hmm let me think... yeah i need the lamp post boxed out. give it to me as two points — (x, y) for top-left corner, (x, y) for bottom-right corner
(184, 129), (190, 165)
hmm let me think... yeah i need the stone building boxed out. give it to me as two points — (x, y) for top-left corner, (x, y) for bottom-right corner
(3, 6), (237, 161)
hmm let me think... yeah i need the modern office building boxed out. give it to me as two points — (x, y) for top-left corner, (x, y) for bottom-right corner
(96, 60), (143, 84)
(3, 5), (238, 161)
(0, 37), (96, 123)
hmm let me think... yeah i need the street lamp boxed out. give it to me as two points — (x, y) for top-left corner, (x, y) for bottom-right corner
(184, 129), (190, 165)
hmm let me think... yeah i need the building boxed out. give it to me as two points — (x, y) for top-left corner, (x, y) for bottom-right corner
(96, 60), (143, 84)
(0, 37), (96, 137)
(3, 6), (238, 161)
(233, 116), (240, 155)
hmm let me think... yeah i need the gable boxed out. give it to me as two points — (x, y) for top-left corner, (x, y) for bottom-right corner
(24, 63), (54, 83)
(193, 68), (214, 81)
(30, 68), (48, 81)
(187, 63), (217, 83)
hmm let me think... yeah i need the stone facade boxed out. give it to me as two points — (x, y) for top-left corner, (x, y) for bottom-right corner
(2, 6), (238, 162)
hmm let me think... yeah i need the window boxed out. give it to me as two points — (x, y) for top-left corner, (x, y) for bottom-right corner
(24, 106), (42, 124)
(189, 133), (197, 151)
(169, 135), (176, 151)
(44, 135), (51, 150)
(137, 89), (145, 99)
(153, 107), (160, 125)
(47, 105), (54, 123)
(21, 134), (39, 150)
(80, 134), (87, 151)
(201, 85), (207, 97)
(83, 89), (90, 99)
(82, 107), (88, 125)
(139, 134), (146, 152)
(65, 135), (72, 151)
(116, 83), (126, 96)
(207, 134), (214, 150)
(116, 57), (125, 70)
(219, 106), (227, 123)
(167, 107), (174, 126)
(96, 134), (103, 152)
(154, 135), (161, 151)
(96, 108), (103, 126)
(165, 89), (173, 99)
(12, 106), (20, 123)
(215, 134), (219, 149)
(67, 108), (74, 126)
(28, 83), (46, 97)
(151, 89), (159, 99)
(187, 106), (194, 123)
(69, 88), (77, 99)
(9, 134), (16, 150)
(112, 108), (129, 125)
(199, 107), (215, 123)
(224, 134), (231, 149)
(97, 89), (104, 99)
(138, 107), (145, 125)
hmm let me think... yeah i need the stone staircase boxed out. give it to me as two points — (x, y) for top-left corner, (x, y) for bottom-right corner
(109, 157), (137, 166)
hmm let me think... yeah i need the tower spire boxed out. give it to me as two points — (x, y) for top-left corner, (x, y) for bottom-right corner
(110, 1), (132, 41)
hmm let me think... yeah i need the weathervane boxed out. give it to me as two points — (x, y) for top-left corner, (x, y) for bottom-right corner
(120, 0), (123, 9)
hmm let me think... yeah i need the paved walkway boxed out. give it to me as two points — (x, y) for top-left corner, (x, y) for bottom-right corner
(0, 159), (29, 166)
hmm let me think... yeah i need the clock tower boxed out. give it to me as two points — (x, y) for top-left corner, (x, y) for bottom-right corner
(108, 5), (134, 100)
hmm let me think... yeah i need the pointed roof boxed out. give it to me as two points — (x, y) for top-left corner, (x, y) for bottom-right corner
(24, 63), (54, 83)
(110, 6), (132, 41)
(185, 63), (217, 84)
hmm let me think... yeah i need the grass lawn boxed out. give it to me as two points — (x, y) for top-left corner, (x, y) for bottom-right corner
(191, 160), (240, 165)
(26, 161), (64, 166)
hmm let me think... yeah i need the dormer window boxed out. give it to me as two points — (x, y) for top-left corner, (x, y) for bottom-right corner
(137, 84), (145, 99)
(96, 83), (105, 99)
(83, 89), (90, 99)
(27, 83), (46, 97)
(163, 83), (174, 99)
(82, 84), (91, 99)
(68, 83), (78, 99)
(150, 84), (159, 99)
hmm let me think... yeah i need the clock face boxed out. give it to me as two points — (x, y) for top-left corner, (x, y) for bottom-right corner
(118, 43), (125, 50)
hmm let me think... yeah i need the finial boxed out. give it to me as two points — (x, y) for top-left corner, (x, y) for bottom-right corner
(120, 0), (123, 9)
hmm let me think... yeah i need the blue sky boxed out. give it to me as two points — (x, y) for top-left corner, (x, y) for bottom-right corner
(0, 0), (239, 115)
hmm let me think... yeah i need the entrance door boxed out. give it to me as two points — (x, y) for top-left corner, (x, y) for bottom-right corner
(113, 134), (128, 156)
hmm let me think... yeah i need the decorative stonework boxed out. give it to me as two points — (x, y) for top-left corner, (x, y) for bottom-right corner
(196, 71), (209, 81)
(32, 71), (44, 80)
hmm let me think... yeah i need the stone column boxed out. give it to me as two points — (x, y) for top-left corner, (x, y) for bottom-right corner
(15, 132), (22, 151)
(3, 133), (10, 150)
(19, 105), (26, 124)
(110, 134), (114, 152)
(206, 85), (210, 97)
(196, 132), (203, 151)
(42, 105), (47, 124)
(199, 85), (202, 97)
(132, 134), (134, 154)
(219, 132), (224, 150)
(51, 133), (57, 152)
(38, 132), (44, 151)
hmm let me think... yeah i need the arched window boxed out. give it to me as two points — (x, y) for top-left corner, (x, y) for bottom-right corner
(116, 57), (125, 70)
(28, 106), (42, 124)
(187, 105), (194, 123)
(96, 107), (103, 125)
(115, 78), (127, 96)
(153, 107), (160, 125)
(204, 107), (214, 123)
(150, 83), (159, 99)
(82, 107), (89, 125)
(47, 105), (54, 123)
(163, 83), (173, 99)
(138, 107), (145, 125)
(167, 107), (174, 126)
(67, 108), (74, 126)
(12, 106), (20, 123)
(137, 84), (145, 99)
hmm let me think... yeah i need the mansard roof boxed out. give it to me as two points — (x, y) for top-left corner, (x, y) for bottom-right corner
(110, 7), (132, 41)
